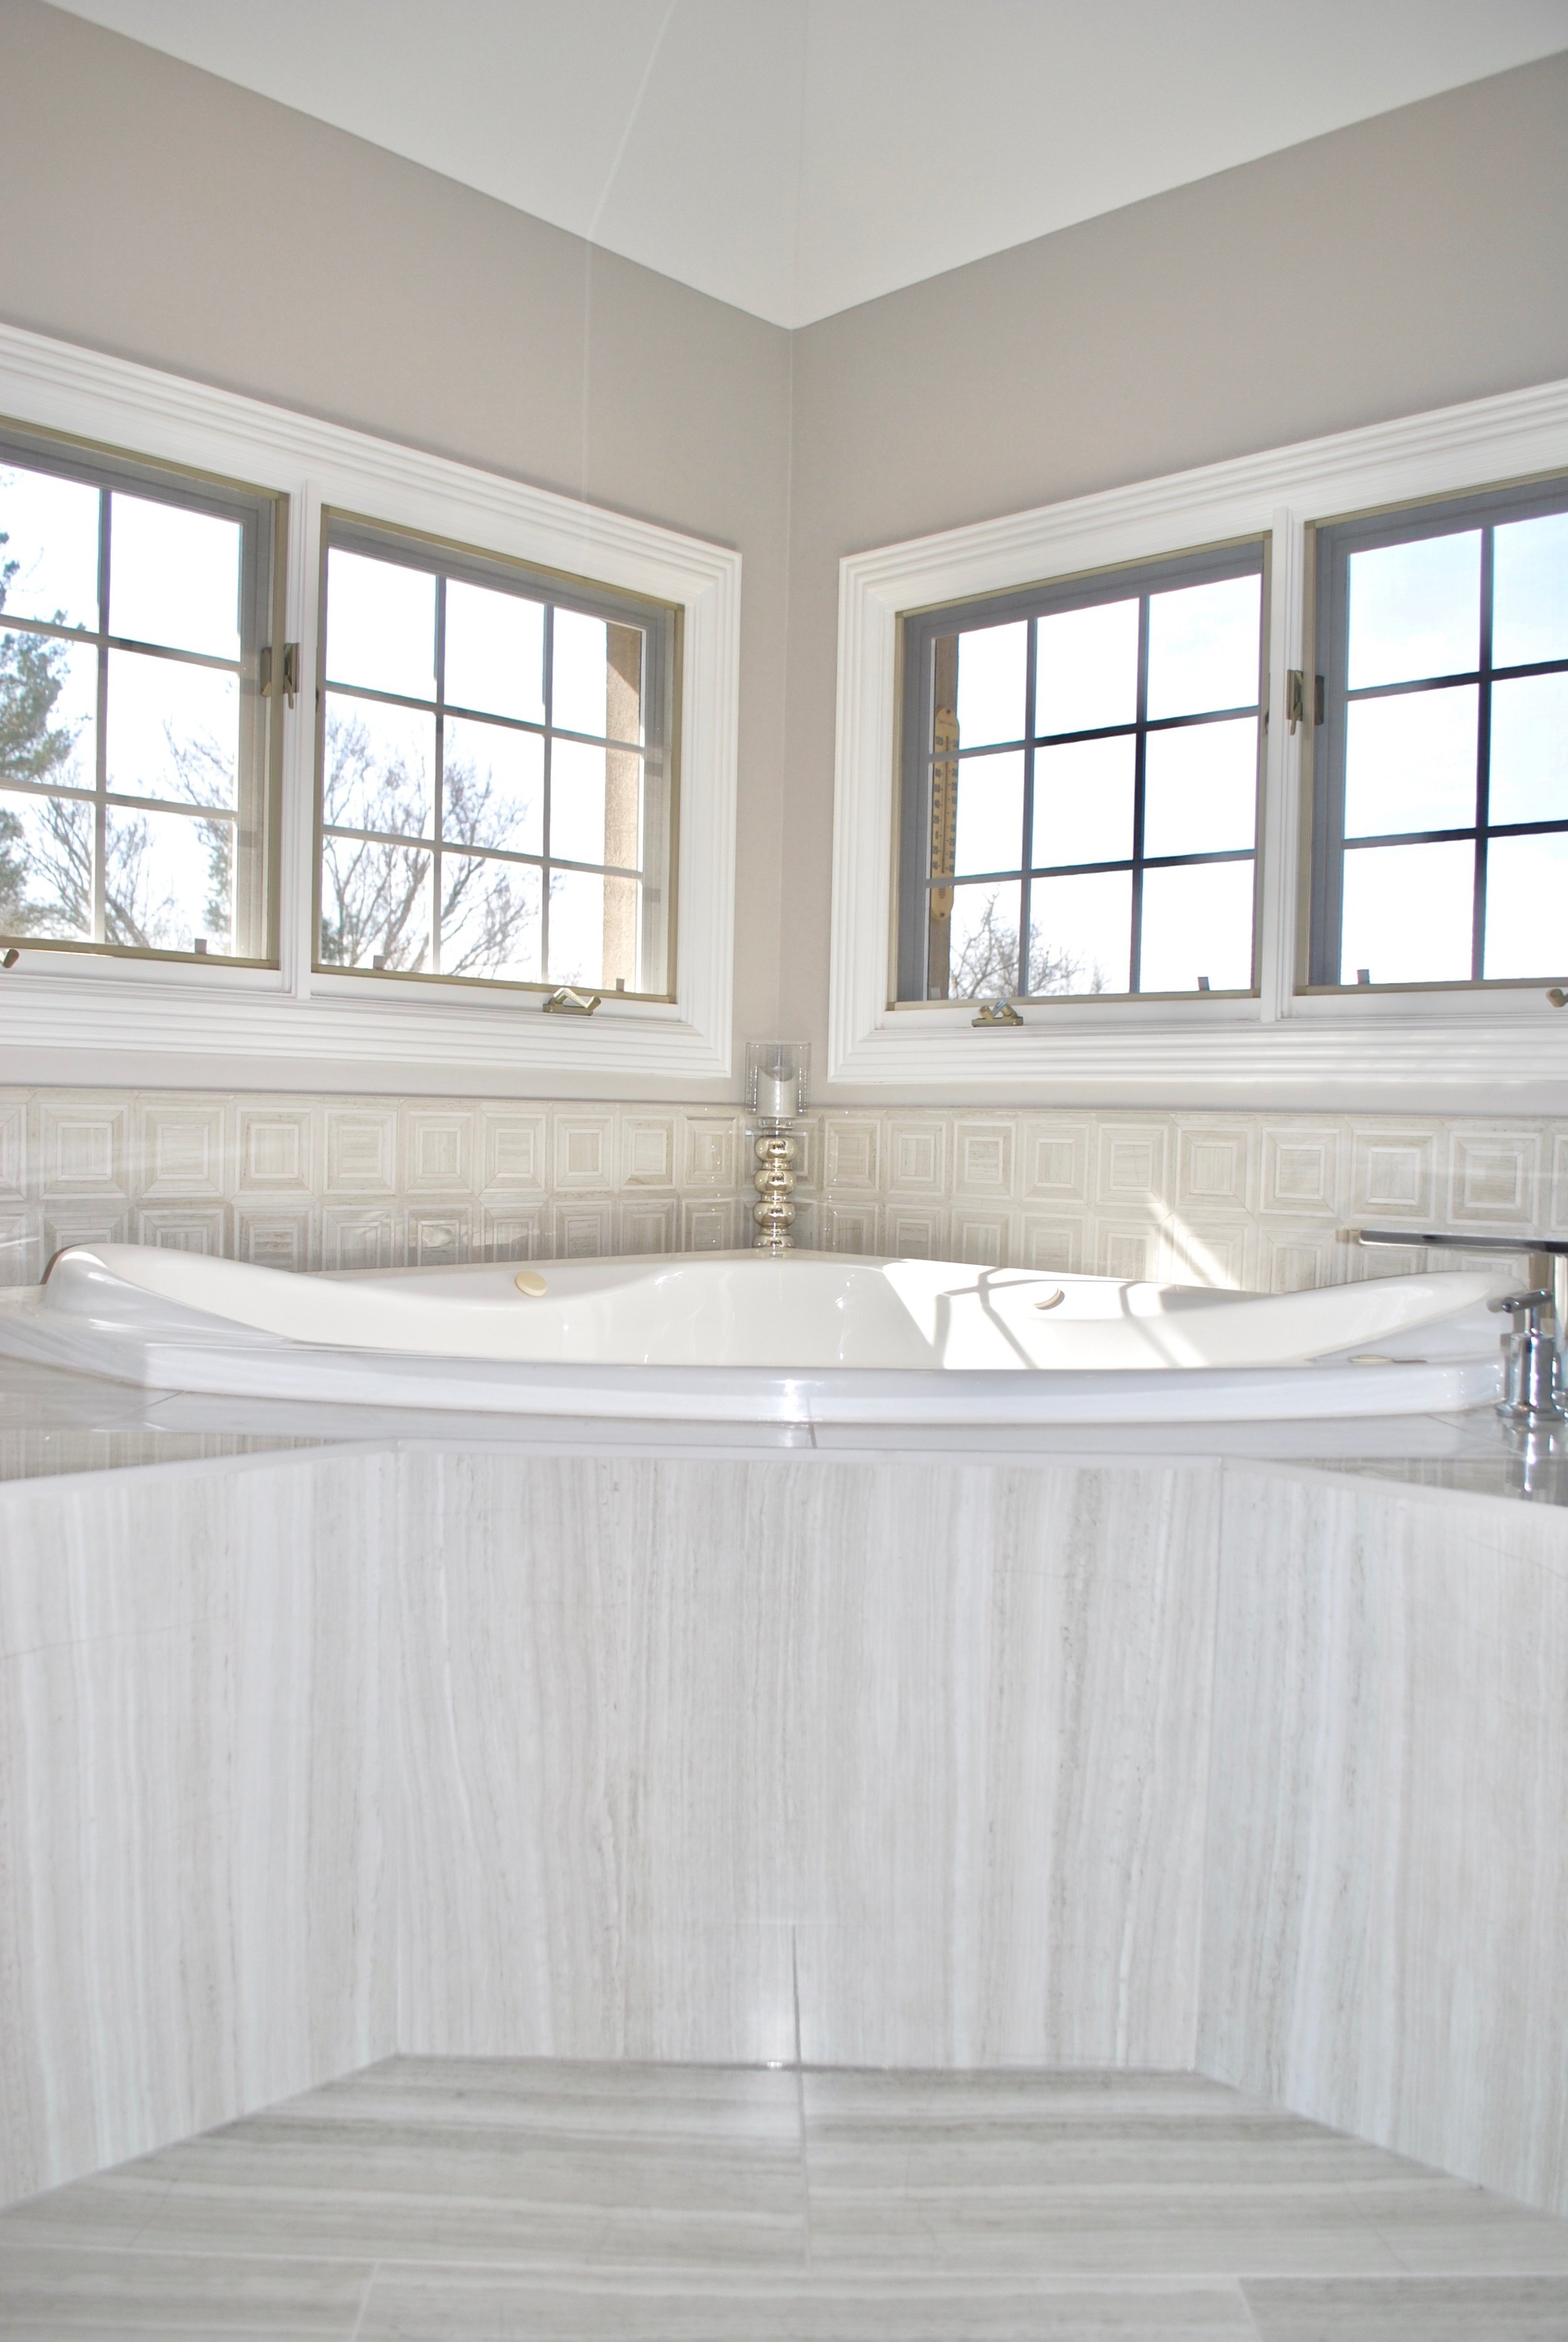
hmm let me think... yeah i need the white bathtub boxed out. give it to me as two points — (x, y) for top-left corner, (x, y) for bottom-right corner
(0, 1243), (1509, 1424)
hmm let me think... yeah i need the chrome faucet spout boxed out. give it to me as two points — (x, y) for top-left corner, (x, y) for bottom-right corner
(1352, 1229), (1568, 1425)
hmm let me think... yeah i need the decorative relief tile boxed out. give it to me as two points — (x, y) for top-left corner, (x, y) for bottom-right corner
(1176, 1123), (1256, 1214)
(0, 1105), (24, 1201)
(952, 1209), (1017, 1268)
(1096, 1122), (1168, 1209)
(479, 1109), (547, 1194)
(38, 1099), (127, 1200)
(1162, 1217), (1258, 1292)
(553, 1115), (615, 1193)
(619, 1116), (676, 1187)
(1020, 1119), (1091, 1204)
(479, 1209), (541, 1264)
(682, 1198), (738, 1251)
(555, 1203), (613, 1258)
(235, 1205), (316, 1273)
(1263, 1231), (1338, 1293)
(885, 1207), (946, 1259)
(822, 1118), (880, 1194)
(323, 1207), (398, 1272)
(681, 1113), (739, 1191)
(405, 1110), (475, 1195)
(821, 1200), (879, 1254)
(1021, 1214), (1084, 1274)
(1348, 1126), (1436, 1223)
(1093, 1219), (1157, 1281)
(952, 1121), (1015, 1200)
(236, 1106), (312, 1195)
(787, 1199), (818, 1251)
(323, 1108), (397, 1198)
(137, 1098), (228, 1200)
(1444, 1129), (1542, 1227)
(620, 1197), (677, 1254)
(136, 1205), (226, 1254)
(0, 1215), (36, 1281)
(407, 1205), (472, 1266)
(3, 1091), (1562, 1304)
(1261, 1125), (1343, 1220)
(883, 1118), (946, 1198)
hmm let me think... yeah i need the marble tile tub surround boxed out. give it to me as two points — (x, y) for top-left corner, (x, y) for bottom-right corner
(3, 1086), (1568, 1287)
(4, 2062), (1568, 2341)
(0, 1451), (397, 2210)
(393, 1456), (1220, 2075)
(3, 1444), (1566, 2230)
(1200, 1468), (1568, 2226)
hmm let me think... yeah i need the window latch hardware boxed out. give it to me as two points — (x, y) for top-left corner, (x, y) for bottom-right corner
(260, 644), (301, 706)
(972, 998), (1024, 1027)
(542, 985), (601, 1015)
(1284, 672), (1325, 732)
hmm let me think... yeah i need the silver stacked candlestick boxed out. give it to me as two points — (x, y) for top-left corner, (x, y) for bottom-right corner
(745, 1042), (808, 1254)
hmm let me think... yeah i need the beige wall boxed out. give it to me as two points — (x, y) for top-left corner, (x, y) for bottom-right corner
(0, 0), (793, 1091)
(785, 51), (1568, 1096)
(3, 6), (1568, 1105)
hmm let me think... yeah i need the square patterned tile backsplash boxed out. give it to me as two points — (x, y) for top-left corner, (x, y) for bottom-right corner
(1, 1089), (1565, 1289)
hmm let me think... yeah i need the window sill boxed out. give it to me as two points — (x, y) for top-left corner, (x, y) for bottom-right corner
(0, 951), (729, 1089)
(832, 989), (1568, 1106)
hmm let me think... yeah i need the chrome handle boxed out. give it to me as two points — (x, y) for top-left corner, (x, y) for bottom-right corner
(1488, 1290), (1565, 1425)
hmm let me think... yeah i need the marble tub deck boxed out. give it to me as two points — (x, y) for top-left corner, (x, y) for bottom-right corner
(2, 2059), (1567, 2339)
(3, 1352), (1567, 1505)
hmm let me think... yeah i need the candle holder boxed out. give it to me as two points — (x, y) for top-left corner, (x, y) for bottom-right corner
(745, 1041), (808, 1254)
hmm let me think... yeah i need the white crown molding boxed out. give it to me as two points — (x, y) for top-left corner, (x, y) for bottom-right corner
(829, 373), (1568, 1107)
(0, 324), (740, 1089)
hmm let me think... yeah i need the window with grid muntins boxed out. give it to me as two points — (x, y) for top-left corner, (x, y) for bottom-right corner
(318, 519), (675, 995)
(1310, 479), (1568, 988)
(0, 428), (277, 960)
(898, 543), (1264, 1005)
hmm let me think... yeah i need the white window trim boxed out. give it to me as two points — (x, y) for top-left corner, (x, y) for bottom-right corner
(830, 374), (1568, 1104)
(0, 323), (739, 1087)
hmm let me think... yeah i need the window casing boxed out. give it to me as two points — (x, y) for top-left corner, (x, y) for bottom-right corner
(317, 516), (677, 997)
(830, 373), (1568, 1098)
(1308, 474), (1568, 991)
(898, 543), (1266, 1005)
(0, 423), (279, 963)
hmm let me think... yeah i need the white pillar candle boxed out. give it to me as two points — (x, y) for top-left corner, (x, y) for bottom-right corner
(756, 1069), (795, 1119)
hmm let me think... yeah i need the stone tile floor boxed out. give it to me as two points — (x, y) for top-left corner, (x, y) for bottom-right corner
(0, 2060), (1565, 2337)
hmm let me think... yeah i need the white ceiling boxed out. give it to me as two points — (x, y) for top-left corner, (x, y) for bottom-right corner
(46, 0), (1568, 327)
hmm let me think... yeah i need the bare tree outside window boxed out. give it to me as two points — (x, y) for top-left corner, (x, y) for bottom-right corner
(317, 529), (674, 993)
(317, 706), (539, 977)
(0, 442), (275, 961)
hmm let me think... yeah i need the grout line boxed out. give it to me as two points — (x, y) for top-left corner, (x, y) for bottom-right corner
(1190, 1458), (1229, 2080)
(347, 2254), (379, 2341)
(1232, 2275), (1269, 2339)
(8, 2233), (1566, 2286)
(790, 1923), (813, 2269)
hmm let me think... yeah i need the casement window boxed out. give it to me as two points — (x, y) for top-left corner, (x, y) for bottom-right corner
(1308, 476), (1568, 990)
(0, 426), (279, 963)
(831, 377), (1568, 1096)
(317, 519), (677, 997)
(898, 544), (1264, 1004)
(0, 326), (738, 1086)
